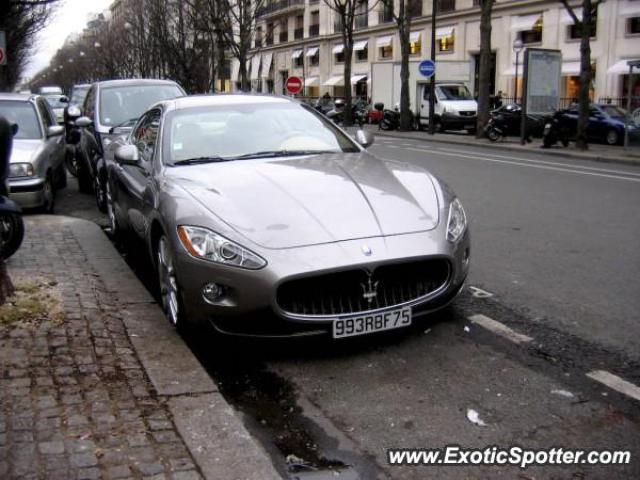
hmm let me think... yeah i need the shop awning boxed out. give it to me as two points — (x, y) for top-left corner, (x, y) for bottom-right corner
(230, 60), (240, 82)
(410, 31), (421, 43)
(305, 47), (319, 57)
(250, 55), (261, 80)
(376, 35), (393, 47)
(621, 0), (640, 16)
(332, 44), (344, 54)
(560, 9), (583, 23)
(304, 76), (318, 86)
(291, 49), (303, 59)
(561, 62), (581, 75)
(435, 26), (454, 39)
(323, 75), (344, 86)
(510, 13), (542, 32)
(261, 53), (273, 78)
(353, 40), (368, 51)
(607, 59), (640, 74)
(351, 74), (367, 84)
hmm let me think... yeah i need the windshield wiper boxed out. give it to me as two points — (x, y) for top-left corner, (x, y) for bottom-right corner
(231, 149), (340, 160)
(172, 156), (232, 166)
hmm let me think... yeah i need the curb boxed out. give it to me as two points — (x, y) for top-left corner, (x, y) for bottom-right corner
(371, 130), (640, 167)
(61, 216), (283, 480)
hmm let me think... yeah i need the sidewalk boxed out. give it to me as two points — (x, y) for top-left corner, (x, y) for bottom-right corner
(363, 125), (640, 166)
(1, 216), (281, 480)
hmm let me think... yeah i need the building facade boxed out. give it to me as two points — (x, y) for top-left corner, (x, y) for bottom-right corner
(234, 0), (640, 105)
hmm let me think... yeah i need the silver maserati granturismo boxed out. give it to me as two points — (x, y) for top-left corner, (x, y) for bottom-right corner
(106, 94), (470, 339)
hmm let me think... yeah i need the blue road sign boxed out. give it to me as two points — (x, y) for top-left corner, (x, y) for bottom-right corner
(419, 60), (435, 78)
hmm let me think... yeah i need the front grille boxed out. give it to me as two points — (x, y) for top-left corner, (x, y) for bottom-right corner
(459, 111), (476, 117)
(277, 259), (450, 317)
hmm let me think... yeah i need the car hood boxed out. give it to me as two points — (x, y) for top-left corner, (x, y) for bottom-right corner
(166, 152), (441, 249)
(10, 140), (42, 164)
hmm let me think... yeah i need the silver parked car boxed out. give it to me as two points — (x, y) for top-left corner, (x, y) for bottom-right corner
(107, 94), (470, 338)
(0, 93), (67, 212)
(43, 93), (69, 124)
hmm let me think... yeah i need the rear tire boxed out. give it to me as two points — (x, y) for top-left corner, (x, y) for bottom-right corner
(487, 128), (500, 142)
(605, 129), (620, 146)
(0, 212), (24, 260)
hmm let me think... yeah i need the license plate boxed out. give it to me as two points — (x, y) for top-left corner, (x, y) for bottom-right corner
(332, 307), (412, 339)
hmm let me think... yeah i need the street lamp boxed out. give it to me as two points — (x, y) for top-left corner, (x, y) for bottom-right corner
(513, 38), (524, 105)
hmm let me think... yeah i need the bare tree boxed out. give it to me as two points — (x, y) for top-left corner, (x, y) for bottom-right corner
(475, 0), (494, 138)
(560, 0), (603, 150)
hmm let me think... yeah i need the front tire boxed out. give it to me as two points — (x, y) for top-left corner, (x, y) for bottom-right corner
(40, 173), (55, 214)
(157, 235), (184, 329)
(95, 173), (107, 213)
(605, 129), (620, 146)
(0, 212), (24, 260)
(487, 127), (500, 142)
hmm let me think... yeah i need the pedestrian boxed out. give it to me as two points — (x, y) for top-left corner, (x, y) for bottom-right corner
(495, 90), (503, 108)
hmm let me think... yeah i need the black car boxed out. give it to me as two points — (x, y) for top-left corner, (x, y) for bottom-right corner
(556, 103), (639, 146)
(72, 79), (186, 209)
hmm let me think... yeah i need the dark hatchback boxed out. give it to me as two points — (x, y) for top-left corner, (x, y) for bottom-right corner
(557, 103), (639, 146)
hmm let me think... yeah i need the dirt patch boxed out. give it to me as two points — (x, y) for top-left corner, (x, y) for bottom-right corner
(0, 276), (63, 327)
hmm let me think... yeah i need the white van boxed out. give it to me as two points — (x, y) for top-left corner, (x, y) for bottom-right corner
(418, 82), (477, 133)
(39, 86), (63, 95)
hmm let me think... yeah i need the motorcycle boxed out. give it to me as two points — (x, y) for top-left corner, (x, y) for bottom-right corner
(484, 115), (505, 142)
(377, 103), (419, 131)
(0, 120), (24, 260)
(326, 99), (367, 126)
(63, 105), (83, 177)
(542, 111), (570, 148)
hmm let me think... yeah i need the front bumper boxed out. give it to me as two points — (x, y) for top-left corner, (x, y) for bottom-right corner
(441, 113), (477, 130)
(171, 224), (470, 337)
(8, 177), (46, 209)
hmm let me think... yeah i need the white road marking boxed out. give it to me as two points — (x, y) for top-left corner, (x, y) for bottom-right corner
(403, 147), (640, 183)
(468, 314), (533, 344)
(438, 147), (640, 177)
(468, 286), (494, 298)
(586, 370), (640, 402)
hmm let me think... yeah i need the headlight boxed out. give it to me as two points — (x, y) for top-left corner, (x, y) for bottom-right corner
(447, 197), (467, 242)
(177, 225), (266, 269)
(9, 163), (34, 178)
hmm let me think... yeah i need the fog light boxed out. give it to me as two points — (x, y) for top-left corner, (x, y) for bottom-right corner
(202, 283), (224, 304)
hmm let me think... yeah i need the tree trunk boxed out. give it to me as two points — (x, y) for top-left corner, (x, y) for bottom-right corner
(397, 0), (412, 130)
(476, 0), (493, 138)
(576, 0), (592, 150)
(342, 22), (354, 127)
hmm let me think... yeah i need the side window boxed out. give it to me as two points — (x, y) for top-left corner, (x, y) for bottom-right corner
(83, 87), (96, 119)
(36, 99), (55, 128)
(132, 109), (161, 163)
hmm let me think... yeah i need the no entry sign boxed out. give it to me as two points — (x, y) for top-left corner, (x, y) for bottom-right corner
(285, 76), (303, 95)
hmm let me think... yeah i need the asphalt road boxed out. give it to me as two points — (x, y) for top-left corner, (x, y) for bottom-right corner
(52, 141), (640, 479)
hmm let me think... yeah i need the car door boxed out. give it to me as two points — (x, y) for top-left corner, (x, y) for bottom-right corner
(35, 98), (64, 175)
(116, 109), (161, 238)
(587, 106), (605, 141)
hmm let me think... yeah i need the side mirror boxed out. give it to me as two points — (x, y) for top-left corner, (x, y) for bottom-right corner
(354, 129), (374, 149)
(115, 144), (140, 165)
(66, 105), (82, 119)
(10, 123), (18, 137)
(75, 116), (92, 128)
(60, 96), (69, 103)
(47, 125), (65, 137)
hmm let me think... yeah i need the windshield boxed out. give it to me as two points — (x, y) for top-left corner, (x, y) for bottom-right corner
(0, 100), (41, 139)
(70, 87), (89, 105)
(164, 102), (360, 163)
(600, 105), (626, 118)
(99, 84), (184, 127)
(44, 95), (66, 109)
(437, 85), (473, 101)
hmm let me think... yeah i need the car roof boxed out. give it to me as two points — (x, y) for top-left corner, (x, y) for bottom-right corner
(95, 78), (182, 89)
(0, 92), (39, 102)
(164, 94), (294, 112)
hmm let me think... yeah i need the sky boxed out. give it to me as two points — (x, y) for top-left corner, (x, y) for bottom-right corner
(23, 0), (114, 80)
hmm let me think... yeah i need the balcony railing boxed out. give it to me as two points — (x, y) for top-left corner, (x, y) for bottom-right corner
(257, 0), (305, 18)
(279, 31), (288, 42)
(309, 24), (319, 36)
(294, 27), (304, 39)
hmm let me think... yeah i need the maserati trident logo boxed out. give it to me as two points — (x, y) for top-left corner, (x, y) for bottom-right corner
(361, 244), (372, 256)
(361, 276), (379, 304)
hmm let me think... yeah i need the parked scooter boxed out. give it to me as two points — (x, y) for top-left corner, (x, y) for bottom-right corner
(0, 117), (25, 260)
(379, 104), (400, 130)
(326, 99), (367, 126)
(484, 114), (505, 142)
(63, 105), (83, 177)
(542, 111), (570, 148)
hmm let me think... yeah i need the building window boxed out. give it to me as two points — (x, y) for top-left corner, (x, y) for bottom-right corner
(438, 34), (454, 52)
(408, 0), (422, 18)
(628, 17), (640, 34)
(294, 52), (304, 68)
(334, 15), (344, 33)
(309, 11), (320, 36)
(356, 46), (368, 61)
(568, 14), (596, 39)
(308, 47), (320, 66)
(380, 45), (393, 59)
(518, 17), (543, 44)
(294, 15), (303, 39)
(334, 45), (345, 63)
(255, 26), (262, 48)
(279, 19), (288, 43)
(379, 3), (393, 23)
(410, 32), (421, 55)
(266, 23), (274, 46)
(439, 0), (455, 13)
(355, 0), (368, 29)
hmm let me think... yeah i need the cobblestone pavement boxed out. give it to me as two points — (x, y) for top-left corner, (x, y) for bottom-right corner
(1, 218), (202, 480)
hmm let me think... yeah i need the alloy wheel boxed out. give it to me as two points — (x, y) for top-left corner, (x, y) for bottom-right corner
(106, 182), (117, 234)
(157, 237), (180, 327)
(42, 175), (54, 213)
(606, 129), (619, 146)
